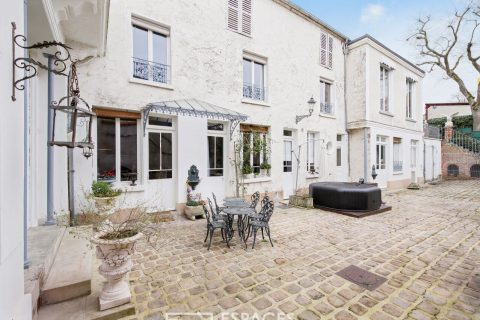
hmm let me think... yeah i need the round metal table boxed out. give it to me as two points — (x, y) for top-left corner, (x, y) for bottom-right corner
(222, 205), (254, 243)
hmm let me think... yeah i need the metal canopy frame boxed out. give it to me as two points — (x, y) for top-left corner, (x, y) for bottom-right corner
(142, 99), (248, 139)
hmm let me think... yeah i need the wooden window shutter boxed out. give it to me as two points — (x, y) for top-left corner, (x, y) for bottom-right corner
(241, 0), (252, 36)
(240, 124), (268, 133)
(328, 36), (333, 68)
(320, 33), (327, 66)
(227, 0), (240, 32)
(93, 107), (141, 120)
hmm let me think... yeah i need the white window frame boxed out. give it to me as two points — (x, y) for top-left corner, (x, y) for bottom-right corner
(320, 79), (334, 115)
(410, 140), (418, 168)
(320, 32), (333, 69)
(406, 78), (415, 119)
(393, 137), (402, 173)
(131, 15), (171, 84)
(146, 116), (176, 180)
(241, 130), (269, 175)
(243, 52), (267, 101)
(376, 135), (387, 170)
(380, 65), (391, 113)
(307, 132), (318, 173)
(207, 121), (226, 177)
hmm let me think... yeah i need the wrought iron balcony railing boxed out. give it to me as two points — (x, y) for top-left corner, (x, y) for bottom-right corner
(320, 102), (334, 115)
(393, 160), (403, 172)
(133, 57), (170, 84)
(243, 83), (267, 101)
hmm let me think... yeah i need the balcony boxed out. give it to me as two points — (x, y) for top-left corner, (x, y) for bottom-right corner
(320, 102), (334, 115)
(243, 83), (267, 101)
(132, 57), (170, 84)
(393, 161), (403, 172)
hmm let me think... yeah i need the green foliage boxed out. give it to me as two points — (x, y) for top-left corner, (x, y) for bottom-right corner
(91, 181), (122, 198)
(427, 115), (473, 128)
(186, 200), (202, 206)
(260, 162), (271, 170)
(242, 163), (253, 175)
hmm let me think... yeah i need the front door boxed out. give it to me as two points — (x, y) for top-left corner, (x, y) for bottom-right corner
(375, 135), (388, 188)
(282, 134), (294, 199)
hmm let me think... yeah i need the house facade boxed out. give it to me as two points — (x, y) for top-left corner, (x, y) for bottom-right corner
(74, 0), (350, 212)
(346, 35), (427, 188)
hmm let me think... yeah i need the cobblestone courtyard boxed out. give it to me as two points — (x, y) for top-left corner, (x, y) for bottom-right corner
(127, 181), (480, 320)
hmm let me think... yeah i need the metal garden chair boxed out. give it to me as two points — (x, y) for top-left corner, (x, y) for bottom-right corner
(203, 199), (230, 250)
(246, 199), (275, 249)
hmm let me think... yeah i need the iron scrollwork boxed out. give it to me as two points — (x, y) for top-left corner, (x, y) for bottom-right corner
(11, 21), (72, 101)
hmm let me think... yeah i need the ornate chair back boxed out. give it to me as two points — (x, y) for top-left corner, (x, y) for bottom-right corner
(259, 200), (275, 222)
(250, 191), (260, 210)
(202, 203), (212, 224)
(212, 193), (221, 214)
(207, 198), (219, 220)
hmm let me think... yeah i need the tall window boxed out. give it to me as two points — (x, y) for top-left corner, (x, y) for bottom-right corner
(307, 132), (317, 173)
(380, 65), (390, 112)
(132, 17), (170, 84)
(208, 122), (225, 177)
(336, 135), (342, 167)
(241, 125), (269, 175)
(227, 0), (252, 36)
(320, 32), (333, 69)
(97, 117), (138, 182)
(320, 80), (333, 114)
(376, 135), (387, 170)
(410, 140), (418, 168)
(406, 79), (414, 118)
(243, 58), (266, 101)
(148, 132), (173, 179)
(393, 137), (402, 172)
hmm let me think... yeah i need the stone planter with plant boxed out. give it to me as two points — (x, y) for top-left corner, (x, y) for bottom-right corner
(242, 163), (253, 180)
(184, 186), (205, 220)
(91, 181), (122, 214)
(260, 162), (271, 177)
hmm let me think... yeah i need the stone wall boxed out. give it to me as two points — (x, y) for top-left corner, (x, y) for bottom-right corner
(442, 142), (480, 179)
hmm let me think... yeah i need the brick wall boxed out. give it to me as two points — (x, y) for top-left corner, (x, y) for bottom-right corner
(442, 142), (480, 179)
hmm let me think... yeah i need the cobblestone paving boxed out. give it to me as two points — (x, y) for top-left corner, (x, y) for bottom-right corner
(126, 181), (480, 320)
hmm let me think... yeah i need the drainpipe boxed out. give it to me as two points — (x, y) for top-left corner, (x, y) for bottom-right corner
(23, 0), (30, 269)
(44, 54), (55, 225)
(343, 42), (350, 178)
(423, 140), (426, 182)
(364, 128), (369, 181)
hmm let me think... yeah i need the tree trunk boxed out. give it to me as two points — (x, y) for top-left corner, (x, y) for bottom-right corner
(473, 109), (480, 131)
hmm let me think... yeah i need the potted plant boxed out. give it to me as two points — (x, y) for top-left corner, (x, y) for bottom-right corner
(260, 162), (271, 176)
(90, 181), (122, 213)
(184, 186), (205, 220)
(242, 163), (253, 180)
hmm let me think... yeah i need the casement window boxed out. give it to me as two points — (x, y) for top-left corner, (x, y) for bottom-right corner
(148, 117), (173, 180)
(380, 65), (391, 112)
(410, 140), (418, 168)
(208, 122), (225, 177)
(283, 130), (293, 173)
(376, 135), (387, 170)
(227, 0), (252, 36)
(241, 124), (269, 175)
(320, 32), (333, 69)
(406, 79), (415, 118)
(307, 132), (317, 173)
(132, 16), (170, 84)
(393, 137), (402, 172)
(97, 117), (138, 182)
(243, 57), (266, 101)
(320, 80), (334, 114)
(336, 135), (342, 167)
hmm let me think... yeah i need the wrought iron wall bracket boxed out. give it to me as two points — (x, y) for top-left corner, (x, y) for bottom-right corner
(295, 114), (310, 124)
(11, 21), (72, 101)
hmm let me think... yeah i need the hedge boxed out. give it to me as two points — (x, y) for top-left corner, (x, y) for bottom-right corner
(427, 115), (473, 128)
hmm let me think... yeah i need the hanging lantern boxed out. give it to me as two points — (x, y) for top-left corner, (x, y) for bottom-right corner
(49, 63), (95, 157)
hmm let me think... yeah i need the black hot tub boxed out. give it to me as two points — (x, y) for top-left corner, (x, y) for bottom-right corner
(309, 182), (382, 213)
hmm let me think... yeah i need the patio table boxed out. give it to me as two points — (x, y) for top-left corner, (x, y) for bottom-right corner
(221, 206), (255, 244)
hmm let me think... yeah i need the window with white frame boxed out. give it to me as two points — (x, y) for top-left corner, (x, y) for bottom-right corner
(376, 135), (387, 170)
(307, 132), (317, 173)
(132, 16), (170, 84)
(97, 117), (138, 182)
(320, 80), (334, 114)
(410, 140), (418, 168)
(320, 32), (333, 69)
(227, 0), (252, 36)
(208, 122), (225, 176)
(243, 56), (266, 101)
(148, 117), (173, 180)
(380, 65), (391, 112)
(406, 78), (415, 119)
(393, 137), (402, 172)
(336, 135), (342, 167)
(241, 125), (269, 175)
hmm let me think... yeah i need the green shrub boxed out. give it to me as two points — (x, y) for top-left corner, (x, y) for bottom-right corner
(427, 115), (473, 128)
(91, 181), (122, 198)
(260, 162), (271, 170)
(242, 163), (253, 175)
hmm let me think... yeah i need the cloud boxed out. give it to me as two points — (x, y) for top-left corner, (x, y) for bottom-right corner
(360, 4), (385, 23)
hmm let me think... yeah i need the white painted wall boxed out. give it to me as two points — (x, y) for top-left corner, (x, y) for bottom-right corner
(424, 138), (442, 181)
(0, 3), (32, 319)
(427, 105), (471, 120)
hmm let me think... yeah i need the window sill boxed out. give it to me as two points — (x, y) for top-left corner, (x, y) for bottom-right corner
(241, 98), (271, 107)
(319, 113), (336, 119)
(392, 171), (403, 175)
(306, 174), (320, 179)
(405, 118), (416, 123)
(129, 78), (174, 90)
(243, 176), (272, 184)
(115, 184), (145, 193)
(379, 111), (394, 117)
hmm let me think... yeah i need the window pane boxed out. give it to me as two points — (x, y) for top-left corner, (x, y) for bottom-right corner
(152, 32), (167, 65)
(324, 83), (331, 103)
(149, 132), (160, 171)
(120, 119), (137, 181)
(97, 118), (116, 181)
(208, 136), (215, 169)
(208, 122), (224, 131)
(149, 117), (172, 127)
(215, 137), (223, 169)
(283, 130), (292, 137)
(133, 26), (148, 60)
(161, 133), (172, 170)
(336, 148), (342, 166)
(243, 59), (252, 84)
(254, 62), (264, 87)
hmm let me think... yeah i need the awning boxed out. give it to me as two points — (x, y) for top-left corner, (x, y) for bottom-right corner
(142, 99), (248, 139)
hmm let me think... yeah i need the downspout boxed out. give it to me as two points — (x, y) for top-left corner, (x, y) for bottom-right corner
(343, 41), (350, 178)
(23, 0), (30, 269)
(364, 128), (368, 180)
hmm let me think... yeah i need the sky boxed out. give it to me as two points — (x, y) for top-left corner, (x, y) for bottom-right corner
(290, 0), (479, 104)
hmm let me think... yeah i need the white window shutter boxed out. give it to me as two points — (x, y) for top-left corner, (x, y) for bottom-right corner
(328, 36), (333, 68)
(227, 0), (240, 32)
(320, 33), (327, 66)
(241, 0), (252, 35)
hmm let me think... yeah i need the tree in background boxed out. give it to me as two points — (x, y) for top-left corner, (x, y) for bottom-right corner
(409, 2), (480, 129)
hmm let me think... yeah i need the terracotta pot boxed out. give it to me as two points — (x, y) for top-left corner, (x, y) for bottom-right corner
(184, 205), (205, 221)
(91, 230), (142, 310)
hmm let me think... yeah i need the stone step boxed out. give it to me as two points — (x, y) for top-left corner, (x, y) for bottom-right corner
(40, 230), (92, 305)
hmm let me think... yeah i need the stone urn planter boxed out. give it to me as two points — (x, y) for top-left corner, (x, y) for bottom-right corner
(90, 229), (143, 311)
(184, 205), (205, 220)
(93, 196), (119, 214)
